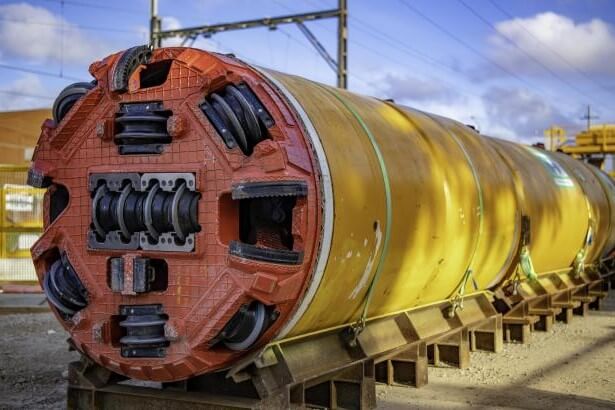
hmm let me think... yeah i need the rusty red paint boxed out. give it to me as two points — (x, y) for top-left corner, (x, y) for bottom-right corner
(30, 47), (322, 381)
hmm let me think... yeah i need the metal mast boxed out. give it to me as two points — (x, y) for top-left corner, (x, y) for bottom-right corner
(580, 105), (599, 131)
(149, 0), (348, 89)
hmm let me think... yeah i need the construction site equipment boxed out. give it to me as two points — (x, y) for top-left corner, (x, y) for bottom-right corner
(149, 0), (348, 89)
(562, 124), (615, 155)
(27, 47), (615, 409)
(543, 126), (566, 151)
(554, 124), (615, 177)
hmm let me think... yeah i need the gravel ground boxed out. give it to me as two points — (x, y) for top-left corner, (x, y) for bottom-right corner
(0, 313), (78, 409)
(0, 292), (613, 409)
(377, 291), (615, 409)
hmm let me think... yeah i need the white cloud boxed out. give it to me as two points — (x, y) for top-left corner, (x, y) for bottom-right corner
(481, 86), (570, 141)
(489, 12), (615, 75)
(0, 3), (113, 65)
(162, 16), (182, 31)
(363, 66), (571, 142)
(392, 86), (570, 143)
(0, 74), (50, 111)
(156, 16), (185, 47)
(378, 72), (460, 104)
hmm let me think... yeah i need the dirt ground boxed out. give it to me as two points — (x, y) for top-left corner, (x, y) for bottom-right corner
(377, 291), (615, 410)
(0, 293), (614, 410)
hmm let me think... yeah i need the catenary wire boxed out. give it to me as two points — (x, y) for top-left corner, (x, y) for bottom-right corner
(486, 0), (615, 97)
(456, 0), (613, 111)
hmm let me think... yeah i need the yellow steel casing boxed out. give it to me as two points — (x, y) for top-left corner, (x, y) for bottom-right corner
(30, 46), (615, 382)
(586, 165), (615, 257)
(263, 71), (612, 339)
(552, 152), (610, 263)
(487, 139), (589, 275)
(267, 73), (519, 338)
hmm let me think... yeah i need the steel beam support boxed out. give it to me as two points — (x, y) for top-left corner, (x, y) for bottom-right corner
(337, 0), (348, 89)
(155, 9), (340, 40)
(67, 293), (501, 409)
(296, 22), (338, 72)
(66, 258), (615, 409)
(494, 262), (612, 344)
(149, 2), (349, 89)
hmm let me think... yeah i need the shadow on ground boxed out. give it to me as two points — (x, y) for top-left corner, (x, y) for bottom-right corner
(378, 381), (615, 410)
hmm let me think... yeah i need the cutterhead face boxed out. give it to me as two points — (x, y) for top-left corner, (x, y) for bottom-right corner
(30, 46), (323, 381)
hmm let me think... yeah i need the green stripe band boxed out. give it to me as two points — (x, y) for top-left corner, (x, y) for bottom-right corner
(318, 85), (393, 323)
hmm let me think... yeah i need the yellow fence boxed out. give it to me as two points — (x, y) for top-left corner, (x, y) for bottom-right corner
(0, 166), (44, 284)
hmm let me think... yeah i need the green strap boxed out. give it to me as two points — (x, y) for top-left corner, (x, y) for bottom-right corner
(572, 186), (594, 278)
(318, 85), (393, 331)
(574, 249), (586, 277)
(448, 268), (477, 317)
(519, 246), (538, 281)
(428, 117), (484, 313)
(574, 220), (593, 277)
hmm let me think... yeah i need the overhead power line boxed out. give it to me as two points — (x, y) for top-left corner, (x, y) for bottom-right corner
(0, 89), (55, 100)
(306, 14), (497, 103)
(252, 0), (592, 121)
(0, 63), (84, 82)
(486, 0), (615, 98)
(29, 0), (142, 15)
(456, 0), (613, 112)
(292, 9), (531, 105)
(298, 0), (473, 81)
(276, 26), (372, 88)
(397, 0), (584, 109)
(281, 0), (562, 112)
(277, 2), (477, 90)
(0, 16), (142, 35)
(150, 0), (348, 88)
(350, 16), (469, 80)
(305, 0), (611, 121)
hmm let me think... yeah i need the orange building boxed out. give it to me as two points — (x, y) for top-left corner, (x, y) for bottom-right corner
(0, 109), (51, 164)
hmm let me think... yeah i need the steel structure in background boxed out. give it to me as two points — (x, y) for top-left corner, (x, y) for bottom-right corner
(561, 124), (615, 176)
(581, 105), (599, 131)
(544, 122), (615, 177)
(149, 0), (348, 89)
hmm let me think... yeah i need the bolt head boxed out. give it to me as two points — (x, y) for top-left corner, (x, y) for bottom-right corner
(167, 114), (186, 138)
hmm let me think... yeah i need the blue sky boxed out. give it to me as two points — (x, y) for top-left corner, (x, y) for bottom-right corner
(0, 0), (614, 143)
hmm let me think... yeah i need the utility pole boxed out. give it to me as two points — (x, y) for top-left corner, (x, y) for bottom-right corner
(337, 0), (348, 89)
(149, 0), (161, 48)
(149, 0), (348, 89)
(581, 105), (599, 131)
